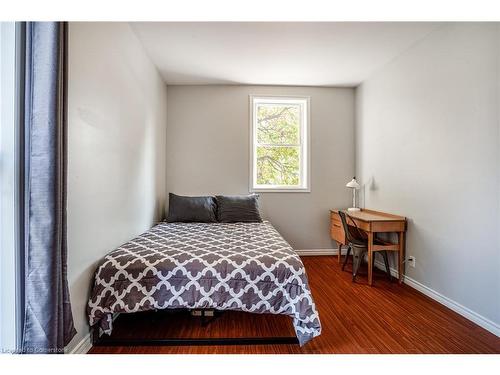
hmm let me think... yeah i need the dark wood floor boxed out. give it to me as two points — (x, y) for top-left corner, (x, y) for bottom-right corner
(89, 256), (500, 354)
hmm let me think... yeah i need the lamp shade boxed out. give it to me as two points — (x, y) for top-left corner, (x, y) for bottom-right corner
(346, 177), (360, 189)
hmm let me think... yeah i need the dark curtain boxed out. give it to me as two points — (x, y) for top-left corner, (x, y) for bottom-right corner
(21, 22), (76, 354)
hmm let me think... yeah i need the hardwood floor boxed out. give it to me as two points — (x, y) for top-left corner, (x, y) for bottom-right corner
(89, 256), (500, 354)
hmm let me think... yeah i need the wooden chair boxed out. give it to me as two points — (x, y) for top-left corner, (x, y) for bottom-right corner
(338, 211), (392, 282)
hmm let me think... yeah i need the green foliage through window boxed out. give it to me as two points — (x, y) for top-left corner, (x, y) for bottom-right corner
(254, 101), (305, 187)
(257, 104), (300, 145)
(257, 146), (300, 185)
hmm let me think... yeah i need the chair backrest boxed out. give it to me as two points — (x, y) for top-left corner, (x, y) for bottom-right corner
(338, 210), (366, 244)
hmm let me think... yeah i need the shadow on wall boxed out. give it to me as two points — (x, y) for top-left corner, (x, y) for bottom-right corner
(358, 176), (378, 209)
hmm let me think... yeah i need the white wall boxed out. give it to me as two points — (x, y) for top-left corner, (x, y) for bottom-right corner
(356, 23), (500, 329)
(166, 85), (354, 249)
(66, 22), (167, 350)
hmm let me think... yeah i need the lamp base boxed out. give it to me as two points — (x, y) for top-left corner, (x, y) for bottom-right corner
(347, 207), (361, 212)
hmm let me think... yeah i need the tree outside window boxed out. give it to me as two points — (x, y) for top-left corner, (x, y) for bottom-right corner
(250, 96), (310, 192)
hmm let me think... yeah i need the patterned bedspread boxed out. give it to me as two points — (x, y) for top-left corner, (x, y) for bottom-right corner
(87, 221), (321, 345)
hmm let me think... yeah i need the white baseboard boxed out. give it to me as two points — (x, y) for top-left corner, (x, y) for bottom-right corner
(372, 259), (500, 337)
(296, 248), (341, 256)
(66, 313), (120, 354)
(66, 332), (92, 354)
(299, 250), (499, 337)
(405, 275), (500, 337)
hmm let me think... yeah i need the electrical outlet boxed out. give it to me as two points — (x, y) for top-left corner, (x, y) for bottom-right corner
(408, 256), (416, 268)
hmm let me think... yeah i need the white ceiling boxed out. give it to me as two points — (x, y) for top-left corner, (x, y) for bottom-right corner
(131, 22), (441, 87)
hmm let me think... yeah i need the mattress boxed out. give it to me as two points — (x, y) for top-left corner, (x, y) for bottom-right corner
(87, 221), (321, 345)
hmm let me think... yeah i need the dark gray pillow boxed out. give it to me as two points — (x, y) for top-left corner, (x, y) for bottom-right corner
(166, 193), (217, 223)
(215, 195), (262, 223)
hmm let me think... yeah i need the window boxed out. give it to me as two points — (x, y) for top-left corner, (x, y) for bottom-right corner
(1, 21), (20, 352)
(250, 96), (310, 192)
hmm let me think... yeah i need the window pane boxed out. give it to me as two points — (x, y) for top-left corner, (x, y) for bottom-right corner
(256, 146), (300, 186)
(257, 104), (300, 145)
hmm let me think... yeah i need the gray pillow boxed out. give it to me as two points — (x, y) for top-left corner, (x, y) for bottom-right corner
(215, 194), (262, 223)
(166, 193), (217, 223)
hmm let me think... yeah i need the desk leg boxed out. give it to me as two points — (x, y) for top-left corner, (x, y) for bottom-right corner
(398, 232), (405, 284)
(338, 243), (342, 263)
(367, 232), (374, 286)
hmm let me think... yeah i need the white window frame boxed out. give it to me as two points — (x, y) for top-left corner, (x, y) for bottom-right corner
(249, 95), (310, 193)
(0, 21), (20, 352)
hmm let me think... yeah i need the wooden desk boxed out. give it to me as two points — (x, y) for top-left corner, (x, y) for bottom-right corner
(330, 209), (407, 286)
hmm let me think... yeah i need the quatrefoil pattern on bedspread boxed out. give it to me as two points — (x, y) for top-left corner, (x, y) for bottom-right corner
(87, 221), (321, 345)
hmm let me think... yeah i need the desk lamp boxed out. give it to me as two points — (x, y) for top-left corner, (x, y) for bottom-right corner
(346, 177), (360, 212)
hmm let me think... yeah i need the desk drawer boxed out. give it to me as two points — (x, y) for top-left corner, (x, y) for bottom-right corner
(330, 213), (347, 244)
(333, 211), (371, 232)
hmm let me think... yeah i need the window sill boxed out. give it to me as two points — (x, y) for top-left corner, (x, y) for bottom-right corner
(250, 188), (311, 193)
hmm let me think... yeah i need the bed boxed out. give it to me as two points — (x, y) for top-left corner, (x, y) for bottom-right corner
(87, 221), (321, 346)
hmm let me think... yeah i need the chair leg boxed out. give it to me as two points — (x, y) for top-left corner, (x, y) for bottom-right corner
(352, 249), (364, 282)
(382, 251), (392, 282)
(352, 255), (359, 282)
(342, 246), (351, 271)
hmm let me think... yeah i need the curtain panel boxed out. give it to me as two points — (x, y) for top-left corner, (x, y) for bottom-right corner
(21, 22), (76, 354)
